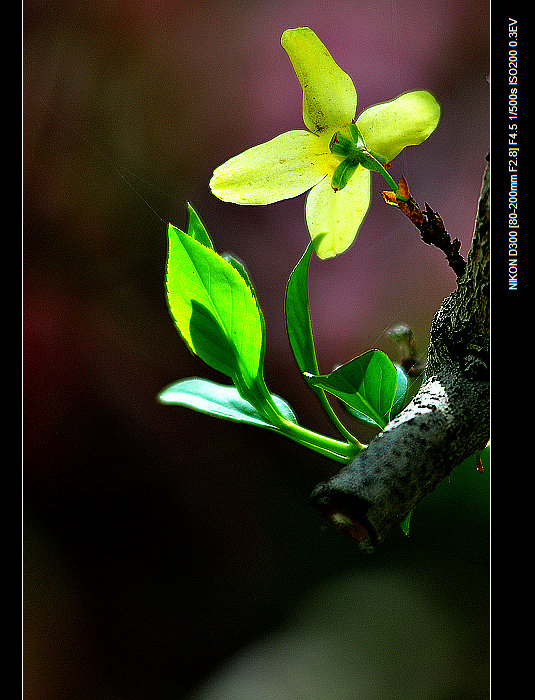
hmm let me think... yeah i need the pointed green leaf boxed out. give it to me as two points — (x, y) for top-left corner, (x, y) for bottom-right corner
(222, 252), (268, 371)
(166, 224), (264, 386)
(400, 511), (412, 536)
(158, 377), (298, 429)
(186, 203), (213, 249)
(284, 237), (363, 445)
(341, 405), (379, 427)
(285, 238), (322, 375)
(391, 364), (409, 419)
(307, 350), (399, 429)
(222, 252), (254, 291)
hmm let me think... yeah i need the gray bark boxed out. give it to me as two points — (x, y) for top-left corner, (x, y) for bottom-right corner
(311, 156), (490, 552)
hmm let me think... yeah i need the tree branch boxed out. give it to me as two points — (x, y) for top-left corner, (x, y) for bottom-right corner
(311, 155), (490, 552)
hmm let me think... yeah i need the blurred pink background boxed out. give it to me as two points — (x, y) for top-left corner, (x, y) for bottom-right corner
(24, 1), (489, 698)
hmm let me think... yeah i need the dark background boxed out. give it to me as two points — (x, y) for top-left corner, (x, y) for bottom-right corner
(24, 1), (489, 698)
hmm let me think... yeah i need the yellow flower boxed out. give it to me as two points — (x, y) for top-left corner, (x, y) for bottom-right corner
(210, 27), (440, 259)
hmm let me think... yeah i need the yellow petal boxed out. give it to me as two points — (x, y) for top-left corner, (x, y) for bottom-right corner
(356, 91), (441, 163)
(305, 166), (371, 259)
(210, 130), (330, 205)
(281, 28), (357, 135)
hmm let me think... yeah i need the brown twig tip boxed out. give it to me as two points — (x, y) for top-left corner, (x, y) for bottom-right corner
(397, 175), (410, 200)
(381, 177), (466, 278)
(421, 203), (466, 278)
(381, 190), (398, 205)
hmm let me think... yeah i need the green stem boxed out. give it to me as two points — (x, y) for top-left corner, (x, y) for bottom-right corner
(277, 417), (363, 463)
(376, 165), (399, 193)
(369, 158), (410, 203)
(345, 126), (408, 201)
(247, 374), (363, 463)
(314, 389), (363, 446)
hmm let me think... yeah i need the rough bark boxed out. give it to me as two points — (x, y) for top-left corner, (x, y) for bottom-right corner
(311, 156), (490, 552)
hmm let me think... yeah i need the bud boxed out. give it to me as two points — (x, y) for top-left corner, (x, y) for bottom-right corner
(396, 175), (410, 201)
(381, 190), (399, 206)
(348, 123), (367, 149)
(331, 157), (360, 192)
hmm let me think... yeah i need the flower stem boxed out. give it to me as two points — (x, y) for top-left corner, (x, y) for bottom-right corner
(375, 165), (398, 193)
(361, 153), (409, 202)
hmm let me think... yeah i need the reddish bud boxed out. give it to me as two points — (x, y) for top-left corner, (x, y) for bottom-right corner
(397, 175), (410, 200)
(381, 191), (398, 205)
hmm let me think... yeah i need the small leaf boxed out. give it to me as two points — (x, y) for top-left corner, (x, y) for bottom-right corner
(307, 350), (399, 429)
(400, 511), (412, 536)
(340, 360), (407, 426)
(285, 237), (324, 376)
(397, 175), (410, 200)
(166, 224), (264, 386)
(342, 404), (382, 427)
(285, 237), (362, 444)
(391, 363), (409, 418)
(381, 190), (399, 206)
(186, 203), (213, 249)
(158, 377), (298, 429)
(222, 253), (255, 292)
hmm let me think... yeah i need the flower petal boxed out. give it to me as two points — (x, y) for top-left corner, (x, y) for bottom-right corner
(281, 28), (357, 135)
(210, 130), (330, 205)
(305, 166), (371, 259)
(356, 91), (440, 163)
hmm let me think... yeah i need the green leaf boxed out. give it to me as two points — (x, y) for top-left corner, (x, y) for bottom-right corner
(186, 203), (213, 249)
(284, 237), (363, 447)
(341, 404), (379, 427)
(186, 300), (243, 379)
(285, 238), (321, 375)
(400, 511), (412, 536)
(166, 224), (264, 387)
(222, 252), (255, 293)
(391, 363), (409, 418)
(158, 377), (298, 429)
(307, 350), (399, 429)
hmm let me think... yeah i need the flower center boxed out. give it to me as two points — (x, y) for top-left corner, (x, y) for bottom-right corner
(328, 124), (403, 197)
